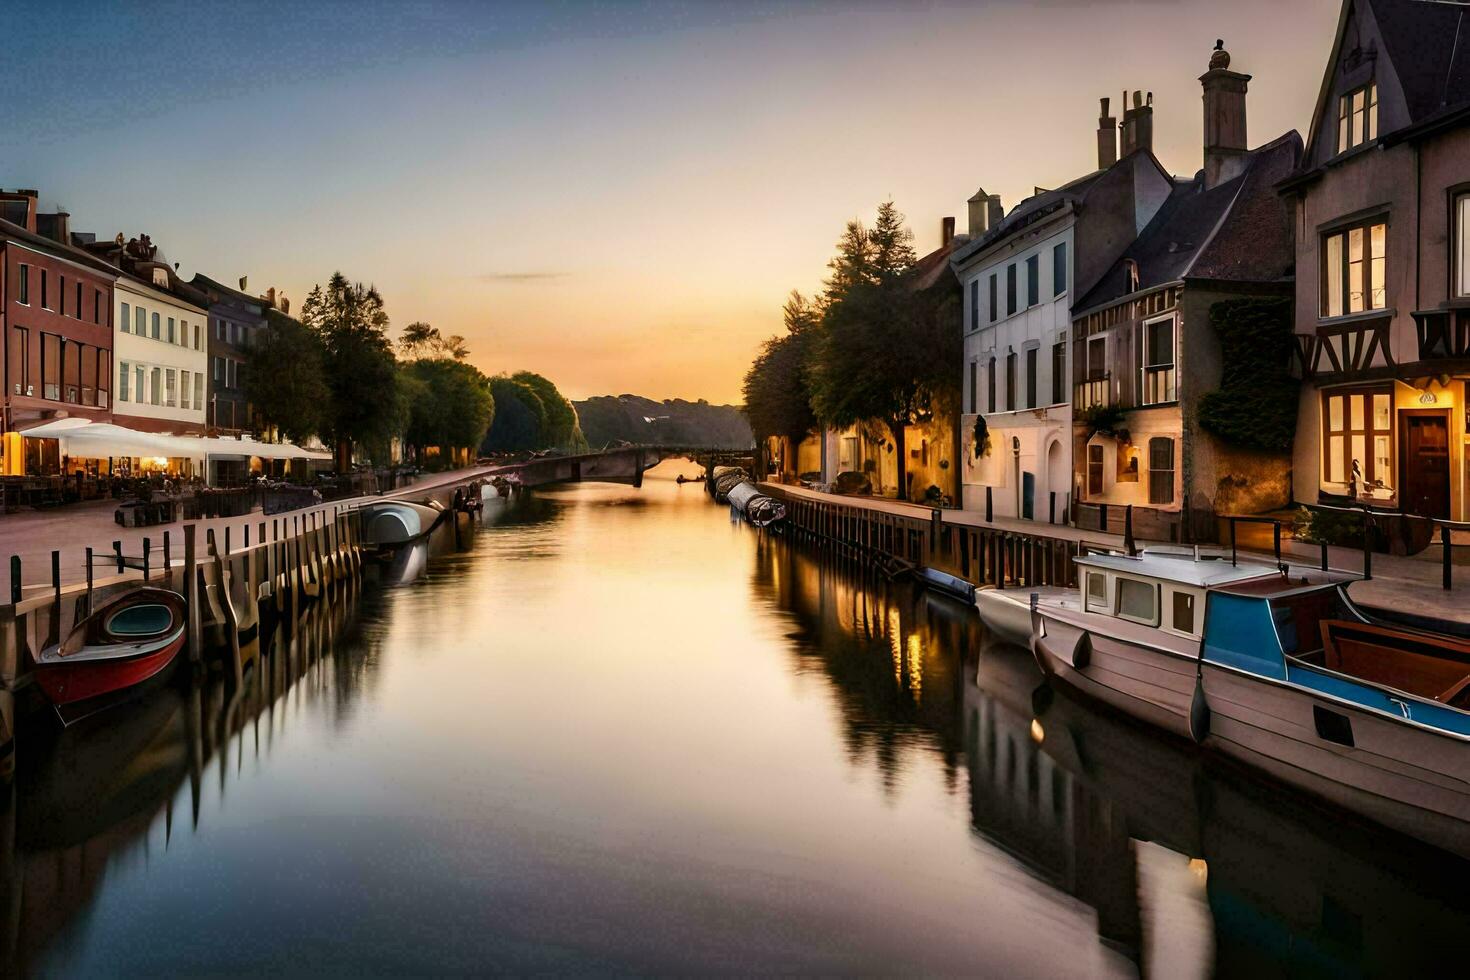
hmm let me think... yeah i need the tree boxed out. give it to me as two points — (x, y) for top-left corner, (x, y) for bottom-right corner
(402, 358), (495, 464)
(511, 371), (582, 449)
(824, 219), (875, 303)
(245, 309), (330, 445)
(807, 203), (959, 497)
(300, 272), (401, 470)
(481, 376), (549, 452)
(742, 290), (819, 446)
(399, 321), (470, 361)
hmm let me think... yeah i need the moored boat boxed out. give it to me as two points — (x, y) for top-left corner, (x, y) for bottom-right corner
(1026, 548), (1470, 859)
(358, 499), (446, 548)
(33, 588), (188, 726)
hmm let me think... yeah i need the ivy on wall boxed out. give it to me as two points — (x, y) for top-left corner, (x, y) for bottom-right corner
(1196, 297), (1299, 452)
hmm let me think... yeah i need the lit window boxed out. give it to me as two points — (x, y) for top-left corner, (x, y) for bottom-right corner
(1141, 316), (1176, 403)
(1337, 82), (1378, 154)
(1322, 219), (1387, 316)
(165, 368), (177, 407)
(181, 370), (190, 409)
(1087, 443), (1103, 495)
(194, 372), (203, 408)
(1322, 387), (1393, 495)
(1456, 191), (1470, 299)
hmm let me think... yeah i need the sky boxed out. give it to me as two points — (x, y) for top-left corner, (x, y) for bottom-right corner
(1, 0), (1343, 404)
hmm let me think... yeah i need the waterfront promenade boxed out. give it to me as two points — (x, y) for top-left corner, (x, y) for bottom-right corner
(0, 464), (503, 594)
(762, 482), (1470, 628)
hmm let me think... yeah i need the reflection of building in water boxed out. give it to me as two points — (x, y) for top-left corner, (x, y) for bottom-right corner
(0, 589), (374, 975)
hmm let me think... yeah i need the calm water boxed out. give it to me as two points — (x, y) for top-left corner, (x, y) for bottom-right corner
(5, 461), (1468, 976)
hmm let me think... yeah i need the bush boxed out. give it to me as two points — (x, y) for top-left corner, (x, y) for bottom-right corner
(1078, 404), (1128, 440)
(972, 414), (992, 458)
(1197, 298), (1299, 451)
(1292, 506), (1364, 546)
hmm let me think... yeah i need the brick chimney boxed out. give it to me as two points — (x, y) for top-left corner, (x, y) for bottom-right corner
(1201, 39), (1251, 189)
(35, 210), (70, 246)
(939, 216), (956, 247)
(1119, 90), (1154, 157)
(1097, 97), (1117, 168)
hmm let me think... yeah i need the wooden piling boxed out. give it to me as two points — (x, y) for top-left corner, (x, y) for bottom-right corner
(184, 524), (202, 662)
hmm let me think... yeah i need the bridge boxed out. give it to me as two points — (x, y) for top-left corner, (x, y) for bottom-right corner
(495, 445), (756, 490)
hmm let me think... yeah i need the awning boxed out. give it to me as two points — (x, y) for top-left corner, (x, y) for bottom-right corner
(15, 419), (332, 461)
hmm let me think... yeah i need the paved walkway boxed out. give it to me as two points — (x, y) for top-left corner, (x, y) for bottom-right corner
(1, 465), (505, 595)
(761, 481), (1470, 628)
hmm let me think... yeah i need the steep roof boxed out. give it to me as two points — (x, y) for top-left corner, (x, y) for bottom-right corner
(1074, 132), (1302, 313)
(1371, 0), (1470, 124)
(949, 167), (1108, 266)
(0, 217), (124, 277)
(190, 272), (266, 312)
(910, 234), (965, 291)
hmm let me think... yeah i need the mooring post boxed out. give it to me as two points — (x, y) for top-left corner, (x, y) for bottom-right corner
(1123, 505), (1136, 556)
(1362, 508), (1373, 581)
(244, 524), (250, 549)
(114, 539), (123, 573)
(184, 524), (201, 662)
(164, 530), (172, 577)
(9, 556), (20, 605)
(51, 550), (60, 603)
(143, 537), (151, 581)
(985, 487), (993, 524)
(1442, 524), (1452, 591)
(224, 526), (231, 557)
(85, 547), (94, 614)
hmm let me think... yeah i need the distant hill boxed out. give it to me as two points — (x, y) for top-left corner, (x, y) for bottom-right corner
(573, 395), (752, 449)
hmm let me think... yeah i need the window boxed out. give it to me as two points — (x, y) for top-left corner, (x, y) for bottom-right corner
(1141, 316), (1176, 404)
(1053, 242), (1067, 296)
(1052, 342), (1066, 405)
(8, 326), (28, 396)
(1005, 351), (1017, 411)
(987, 358), (996, 413)
(41, 332), (60, 399)
(1086, 572), (1108, 612)
(119, 361), (131, 402)
(1006, 264), (1017, 316)
(1025, 347), (1038, 409)
(167, 317), (176, 344)
(1115, 578), (1158, 625)
(150, 367), (161, 405)
(17, 264), (28, 305)
(1026, 254), (1039, 307)
(216, 319), (224, 340)
(227, 359), (237, 389)
(151, 312), (160, 339)
(988, 273), (998, 322)
(165, 369), (177, 407)
(181, 370), (190, 409)
(1171, 591), (1196, 634)
(1322, 219), (1387, 317)
(97, 350), (109, 407)
(1087, 443), (1104, 495)
(135, 365), (144, 405)
(1336, 82), (1378, 154)
(63, 340), (80, 402)
(213, 356), (223, 382)
(135, 305), (145, 335)
(1322, 387), (1393, 494)
(81, 344), (97, 406)
(969, 360), (977, 414)
(193, 323), (201, 350)
(180, 319), (188, 346)
(969, 280), (979, 331)
(1456, 191), (1470, 299)
(59, 276), (66, 316)
(120, 301), (130, 333)
(95, 289), (103, 324)
(75, 280), (82, 319)
(1148, 437), (1175, 505)
(194, 372), (203, 409)
(40, 270), (48, 309)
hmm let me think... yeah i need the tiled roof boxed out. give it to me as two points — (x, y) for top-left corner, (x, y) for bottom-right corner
(1073, 132), (1302, 313)
(0, 217), (124, 277)
(1372, 0), (1470, 123)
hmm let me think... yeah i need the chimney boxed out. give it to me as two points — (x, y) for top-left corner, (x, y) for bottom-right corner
(939, 216), (956, 247)
(281, 293), (290, 315)
(967, 189), (991, 237)
(1119, 90), (1154, 156)
(1097, 97), (1117, 168)
(35, 209), (69, 245)
(0, 189), (39, 233)
(987, 195), (1004, 230)
(1201, 39), (1251, 189)
(264, 286), (276, 308)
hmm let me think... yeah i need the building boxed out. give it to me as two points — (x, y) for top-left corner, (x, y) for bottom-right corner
(1282, 0), (1470, 527)
(818, 222), (965, 504)
(951, 98), (1174, 523)
(1069, 44), (1301, 542)
(0, 189), (119, 478)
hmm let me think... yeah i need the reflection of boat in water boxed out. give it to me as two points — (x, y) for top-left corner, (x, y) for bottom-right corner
(357, 500), (446, 548)
(1023, 549), (1470, 859)
(32, 589), (188, 727)
(917, 567), (976, 605)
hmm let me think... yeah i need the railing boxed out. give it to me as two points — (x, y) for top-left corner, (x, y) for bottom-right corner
(1141, 365), (1176, 404)
(1413, 308), (1470, 360)
(1074, 374), (1110, 410)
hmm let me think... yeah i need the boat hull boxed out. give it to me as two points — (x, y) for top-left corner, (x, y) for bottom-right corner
(35, 632), (184, 726)
(1032, 621), (1196, 740)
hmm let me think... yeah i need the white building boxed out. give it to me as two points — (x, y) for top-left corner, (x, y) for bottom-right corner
(952, 94), (1174, 524)
(112, 271), (209, 436)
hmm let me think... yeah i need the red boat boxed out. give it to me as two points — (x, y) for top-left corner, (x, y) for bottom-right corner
(34, 588), (188, 726)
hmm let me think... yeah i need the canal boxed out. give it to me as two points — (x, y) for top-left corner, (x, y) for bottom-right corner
(4, 460), (1467, 976)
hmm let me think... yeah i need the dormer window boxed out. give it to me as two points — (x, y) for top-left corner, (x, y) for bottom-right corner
(1337, 82), (1378, 154)
(152, 268), (168, 288)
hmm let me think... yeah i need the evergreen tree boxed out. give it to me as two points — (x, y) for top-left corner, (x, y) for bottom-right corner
(245, 309), (329, 445)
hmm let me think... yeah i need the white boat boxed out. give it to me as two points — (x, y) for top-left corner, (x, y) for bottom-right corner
(358, 500), (446, 548)
(1026, 548), (1470, 859)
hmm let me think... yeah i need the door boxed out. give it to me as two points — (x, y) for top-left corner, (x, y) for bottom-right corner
(1399, 410), (1451, 518)
(1022, 471), (1035, 520)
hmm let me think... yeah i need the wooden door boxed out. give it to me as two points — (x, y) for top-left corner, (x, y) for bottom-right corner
(1399, 410), (1451, 518)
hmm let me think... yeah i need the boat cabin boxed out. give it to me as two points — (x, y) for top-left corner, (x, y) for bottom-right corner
(1073, 551), (1286, 640)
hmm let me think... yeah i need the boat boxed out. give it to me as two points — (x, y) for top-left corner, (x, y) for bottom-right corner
(916, 566), (976, 605)
(727, 482), (787, 527)
(1024, 548), (1470, 859)
(357, 499), (446, 548)
(33, 588), (188, 726)
(974, 585), (1049, 644)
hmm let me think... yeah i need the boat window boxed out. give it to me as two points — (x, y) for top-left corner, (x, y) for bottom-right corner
(1172, 591), (1196, 634)
(1085, 572), (1108, 612)
(1115, 577), (1158, 625)
(106, 603), (173, 636)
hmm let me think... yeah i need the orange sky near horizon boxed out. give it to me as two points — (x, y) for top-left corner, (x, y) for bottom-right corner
(7, 0), (1343, 405)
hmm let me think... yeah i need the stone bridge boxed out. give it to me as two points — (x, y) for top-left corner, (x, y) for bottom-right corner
(503, 446), (755, 489)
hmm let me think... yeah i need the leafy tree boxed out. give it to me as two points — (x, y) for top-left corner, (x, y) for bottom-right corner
(807, 203), (959, 496)
(481, 376), (548, 452)
(245, 309), (329, 445)
(511, 371), (582, 449)
(742, 291), (819, 444)
(399, 321), (470, 361)
(300, 272), (400, 469)
(403, 358), (495, 463)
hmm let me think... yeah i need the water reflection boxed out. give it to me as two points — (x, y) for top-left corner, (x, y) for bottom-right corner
(2, 466), (1465, 975)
